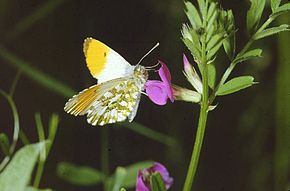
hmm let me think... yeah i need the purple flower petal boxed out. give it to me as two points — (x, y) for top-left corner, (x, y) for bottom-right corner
(145, 80), (168, 105)
(158, 62), (174, 102)
(136, 171), (150, 191)
(145, 62), (174, 105)
(158, 61), (172, 83)
(135, 162), (173, 191)
(183, 54), (191, 70)
(150, 163), (173, 189)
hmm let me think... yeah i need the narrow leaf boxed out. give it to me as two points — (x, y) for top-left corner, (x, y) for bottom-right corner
(208, 63), (216, 89)
(150, 172), (166, 191)
(197, 0), (207, 20)
(217, 76), (255, 96)
(206, 24), (215, 43)
(6, 0), (65, 39)
(207, 2), (217, 21)
(122, 161), (154, 188)
(182, 38), (201, 62)
(184, 2), (202, 29)
(222, 11), (236, 60)
(206, 38), (225, 60)
(206, 33), (223, 51)
(0, 90), (20, 171)
(57, 162), (105, 186)
(47, 113), (59, 154)
(0, 142), (45, 191)
(271, 0), (281, 12)
(0, 133), (10, 156)
(235, 49), (262, 64)
(112, 167), (127, 191)
(247, 0), (266, 33)
(271, 3), (290, 18)
(34, 113), (46, 162)
(118, 122), (177, 147)
(253, 24), (290, 40)
(0, 45), (76, 98)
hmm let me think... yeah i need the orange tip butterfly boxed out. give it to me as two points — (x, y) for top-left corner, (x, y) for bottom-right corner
(64, 37), (159, 126)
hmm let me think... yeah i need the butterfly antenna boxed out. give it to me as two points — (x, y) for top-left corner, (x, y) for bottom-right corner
(145, 61), (160, 70)
(137, 42), (159, 65)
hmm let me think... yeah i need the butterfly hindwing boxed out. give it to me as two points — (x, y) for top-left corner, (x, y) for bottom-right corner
(83, 38), (134, 83)
(65, 78), (129, 116)
(86, 79), (141, 126)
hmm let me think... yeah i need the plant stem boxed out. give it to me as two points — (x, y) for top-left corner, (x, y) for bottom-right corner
(101, 128), (110, 191)
(33, 160), (45, 188)
(0, 90), (19, 171)
(183, 31), (209, 191)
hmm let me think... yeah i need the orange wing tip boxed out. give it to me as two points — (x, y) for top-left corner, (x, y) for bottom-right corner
(64, 85), (98, 116)
(83, 38), (110, 78)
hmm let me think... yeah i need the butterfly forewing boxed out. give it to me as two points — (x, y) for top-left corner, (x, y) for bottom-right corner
(86, 79), (141, 126)
(83, 38), (134, 83)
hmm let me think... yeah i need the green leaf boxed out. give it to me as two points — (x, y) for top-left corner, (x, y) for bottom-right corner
(184, 2), (202, 29)
(122, 161), (154, 188)
(47, 113), (59, 155)
(0, 142), (45, 191)
(206, 38), (225, 60)
(197, 0), (207, 20)
(181, 24), (201, 51)
(217, 76), (255, 96)
(0, 133), (10, 156)
(24, 187), (52, 191)
(57, 162), (105, 186)
(206, 24), (215, 43)
(235, 49), (262, 64)
(247, 0), (266, 33)
(222, 10), (236, 60)
(150, 172), (166, 191)
(34, 113), (46, 162)
(253, 24), (290, 40)
(206, 33), (223, 51)
(208, 63), (216, 89)
(119, 188), (127, 191)
(182, 38), (201, 63)
(271, 0), (281, 12)
(112, 167), (127, 191)
(207, 2), (217, 22)
(271, 3), (290, 18)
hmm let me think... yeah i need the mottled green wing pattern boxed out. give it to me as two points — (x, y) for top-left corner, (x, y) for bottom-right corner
(86, 79), (141, 126)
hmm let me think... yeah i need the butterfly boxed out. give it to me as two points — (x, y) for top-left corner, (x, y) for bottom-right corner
(64, 37), (158, 126)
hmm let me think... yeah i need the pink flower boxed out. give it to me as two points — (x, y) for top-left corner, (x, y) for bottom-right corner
(145, 62), (174, 105)
(136, 162), (173, 191)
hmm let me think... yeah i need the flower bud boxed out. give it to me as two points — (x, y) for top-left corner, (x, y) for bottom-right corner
(183, 54), (203, 94)
(173, 85), (201, 103)
(136, 162), (173, 191)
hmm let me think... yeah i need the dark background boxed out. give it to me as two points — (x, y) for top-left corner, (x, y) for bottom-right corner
(0, 0), (289, 191)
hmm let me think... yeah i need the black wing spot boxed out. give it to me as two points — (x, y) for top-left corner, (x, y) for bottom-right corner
(104, 52), (107, 57)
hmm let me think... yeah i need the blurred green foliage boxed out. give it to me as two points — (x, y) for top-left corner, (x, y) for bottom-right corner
(0, 0), (289, 190)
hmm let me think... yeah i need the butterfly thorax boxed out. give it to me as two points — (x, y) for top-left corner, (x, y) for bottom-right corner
(133, 65), (148, 90)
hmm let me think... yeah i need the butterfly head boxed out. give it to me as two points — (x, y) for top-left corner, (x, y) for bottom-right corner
(133, 65), (148, 84)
